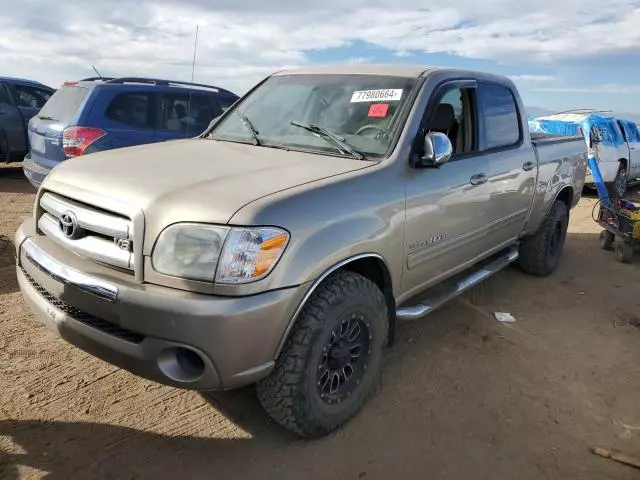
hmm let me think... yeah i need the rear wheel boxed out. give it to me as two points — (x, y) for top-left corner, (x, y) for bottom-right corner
(614, 242), (633, 263)
(257, 271), (388, 438)
(518, 200), (569, 276)
(599, 230), (615, 250)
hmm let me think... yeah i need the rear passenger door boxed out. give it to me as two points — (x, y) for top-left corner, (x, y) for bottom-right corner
(475, 82), (535, 240)
(101, 91), (156, 149)
(155, 92), (220, 142)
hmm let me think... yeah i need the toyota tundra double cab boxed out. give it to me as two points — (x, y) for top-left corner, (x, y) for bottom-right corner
(15, 65), (587, 437)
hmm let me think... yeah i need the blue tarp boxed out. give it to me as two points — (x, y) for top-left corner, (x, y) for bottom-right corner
(528, 113), (627, 147)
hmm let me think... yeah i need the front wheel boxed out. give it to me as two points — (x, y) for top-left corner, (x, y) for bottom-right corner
(518, 200), (569, 276)
(257, 271), (388, 438)
(609, 164), (628, 199)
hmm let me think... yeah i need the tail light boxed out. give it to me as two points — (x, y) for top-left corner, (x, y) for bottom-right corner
(63, 127), (106, 157)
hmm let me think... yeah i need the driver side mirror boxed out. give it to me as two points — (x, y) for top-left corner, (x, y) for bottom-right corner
(414, 132), (453, 168)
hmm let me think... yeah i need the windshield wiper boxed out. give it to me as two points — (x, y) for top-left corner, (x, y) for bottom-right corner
(36, 115), (57, 121)
(234, 110), (261, 145)
(289, 121), (364, 160)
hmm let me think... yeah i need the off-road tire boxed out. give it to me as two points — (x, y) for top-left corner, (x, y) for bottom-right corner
(608, 164), (628, 199)
(257, 271), (388, 438)
(599, 230), (615, 250)
(518, 200), (569, 276)
(614, 242), (633, 263)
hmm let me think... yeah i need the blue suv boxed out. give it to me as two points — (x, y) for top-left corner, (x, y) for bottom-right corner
(23, 77), (238, 187)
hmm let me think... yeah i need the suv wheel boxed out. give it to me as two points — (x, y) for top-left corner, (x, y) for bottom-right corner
(518, 200), (569, 276)
(257, 271), (388, 438)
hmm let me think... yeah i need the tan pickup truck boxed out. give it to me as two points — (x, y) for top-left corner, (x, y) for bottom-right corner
(16, 65), (587, 437)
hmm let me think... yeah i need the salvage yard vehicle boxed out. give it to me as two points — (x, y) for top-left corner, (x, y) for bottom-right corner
(22, 77), (238, 187)
(529, 110), (640, 198)
(0, 76), (54, 161)
(15, 65), (587, 438)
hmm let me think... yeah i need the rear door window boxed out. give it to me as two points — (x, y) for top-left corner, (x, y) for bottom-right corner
(37, 86), (88, 124)
(477, 83), (521, 150)
(0, 84), (11, 104)
(105, 92), (154, 129)
(216, 95), (237, 113)
(160, 92), (216, 135)
(12, 84), (52, 108)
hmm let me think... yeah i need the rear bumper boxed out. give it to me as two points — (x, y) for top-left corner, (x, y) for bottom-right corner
(22, 155), (51, 188)
(15, 220), (308, 391)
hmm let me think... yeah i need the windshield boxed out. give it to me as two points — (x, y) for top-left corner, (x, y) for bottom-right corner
(209, 74), (418, 158)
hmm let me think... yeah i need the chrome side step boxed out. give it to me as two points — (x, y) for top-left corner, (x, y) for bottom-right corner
(396, 246), (519, 321)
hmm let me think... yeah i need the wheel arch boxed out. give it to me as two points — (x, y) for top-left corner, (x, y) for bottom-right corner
(619, 157), (629, 172)
(274, 253), (396, 358)
(553, 185), (574, 210)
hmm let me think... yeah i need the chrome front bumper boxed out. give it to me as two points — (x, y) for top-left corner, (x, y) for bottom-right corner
(15, 220), (308, 390)
(21, 238), (118, 302)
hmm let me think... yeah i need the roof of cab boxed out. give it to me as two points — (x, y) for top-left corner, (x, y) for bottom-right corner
(271, 65), (516, 86)
(273, 64), (437, 77)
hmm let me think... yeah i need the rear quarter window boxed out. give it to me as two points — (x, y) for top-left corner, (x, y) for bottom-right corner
(477, 83), (521, 150)
(624, 121), (640, 143)
(37, 86), (89, 124)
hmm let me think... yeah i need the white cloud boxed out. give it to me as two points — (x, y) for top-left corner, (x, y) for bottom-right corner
(0, 0), (639, 94)
(535, 84), (640, 93)
(509, 75), (556, 82)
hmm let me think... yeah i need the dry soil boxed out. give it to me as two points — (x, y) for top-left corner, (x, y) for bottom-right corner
(0, 165), (639, 479)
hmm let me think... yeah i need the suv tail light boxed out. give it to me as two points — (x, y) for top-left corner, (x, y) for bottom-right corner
(63, 127), (106, 157)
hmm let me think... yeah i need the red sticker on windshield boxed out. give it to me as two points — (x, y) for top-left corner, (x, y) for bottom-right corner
(368, 104), (389, 117)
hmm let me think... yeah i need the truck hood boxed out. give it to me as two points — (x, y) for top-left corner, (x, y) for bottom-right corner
(44, 138), (371, 229)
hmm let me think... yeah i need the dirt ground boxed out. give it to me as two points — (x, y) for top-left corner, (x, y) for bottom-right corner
(0, 165), (639, 480)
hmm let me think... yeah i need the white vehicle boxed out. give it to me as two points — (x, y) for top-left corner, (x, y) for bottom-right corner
(530, 110), (640, 197)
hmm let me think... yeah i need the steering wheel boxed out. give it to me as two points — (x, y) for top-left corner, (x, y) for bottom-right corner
(355, 124), (387, 137)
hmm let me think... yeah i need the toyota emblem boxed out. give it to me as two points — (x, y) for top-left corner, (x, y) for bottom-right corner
(59, 211), (80, 239)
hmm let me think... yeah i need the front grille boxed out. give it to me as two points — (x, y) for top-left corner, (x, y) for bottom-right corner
(38, 191), (135, 271)
(23, 268), (144, 344)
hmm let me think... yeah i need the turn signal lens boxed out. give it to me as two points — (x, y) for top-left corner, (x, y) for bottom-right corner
(216, 227), (289, 284)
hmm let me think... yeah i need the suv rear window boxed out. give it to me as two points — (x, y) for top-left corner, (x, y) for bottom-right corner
(38, 86), (88, 124)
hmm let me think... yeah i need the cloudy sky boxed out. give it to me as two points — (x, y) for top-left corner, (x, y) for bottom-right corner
(2, 0), (640, 116)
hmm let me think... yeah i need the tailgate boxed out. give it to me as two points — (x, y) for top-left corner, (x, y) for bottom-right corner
(29, 85), (91, 165)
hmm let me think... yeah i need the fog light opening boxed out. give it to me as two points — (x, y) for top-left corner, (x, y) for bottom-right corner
(157, 347), (205, 383)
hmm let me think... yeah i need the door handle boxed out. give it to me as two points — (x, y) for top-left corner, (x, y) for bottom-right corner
(522, 161), (536, 171)
(470, 173), (488, 185)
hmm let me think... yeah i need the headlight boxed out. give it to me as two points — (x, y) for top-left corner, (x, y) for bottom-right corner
(216, 227), (289, 284)
(152, 224), (289, 284)
(152, 224), (229, 281)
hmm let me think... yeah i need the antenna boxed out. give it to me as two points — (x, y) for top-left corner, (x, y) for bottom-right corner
(186, 25), (199, 139)
(91, 65), (104, 80)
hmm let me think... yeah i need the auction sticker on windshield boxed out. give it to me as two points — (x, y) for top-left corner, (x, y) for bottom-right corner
(351, 89), (403, 103)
